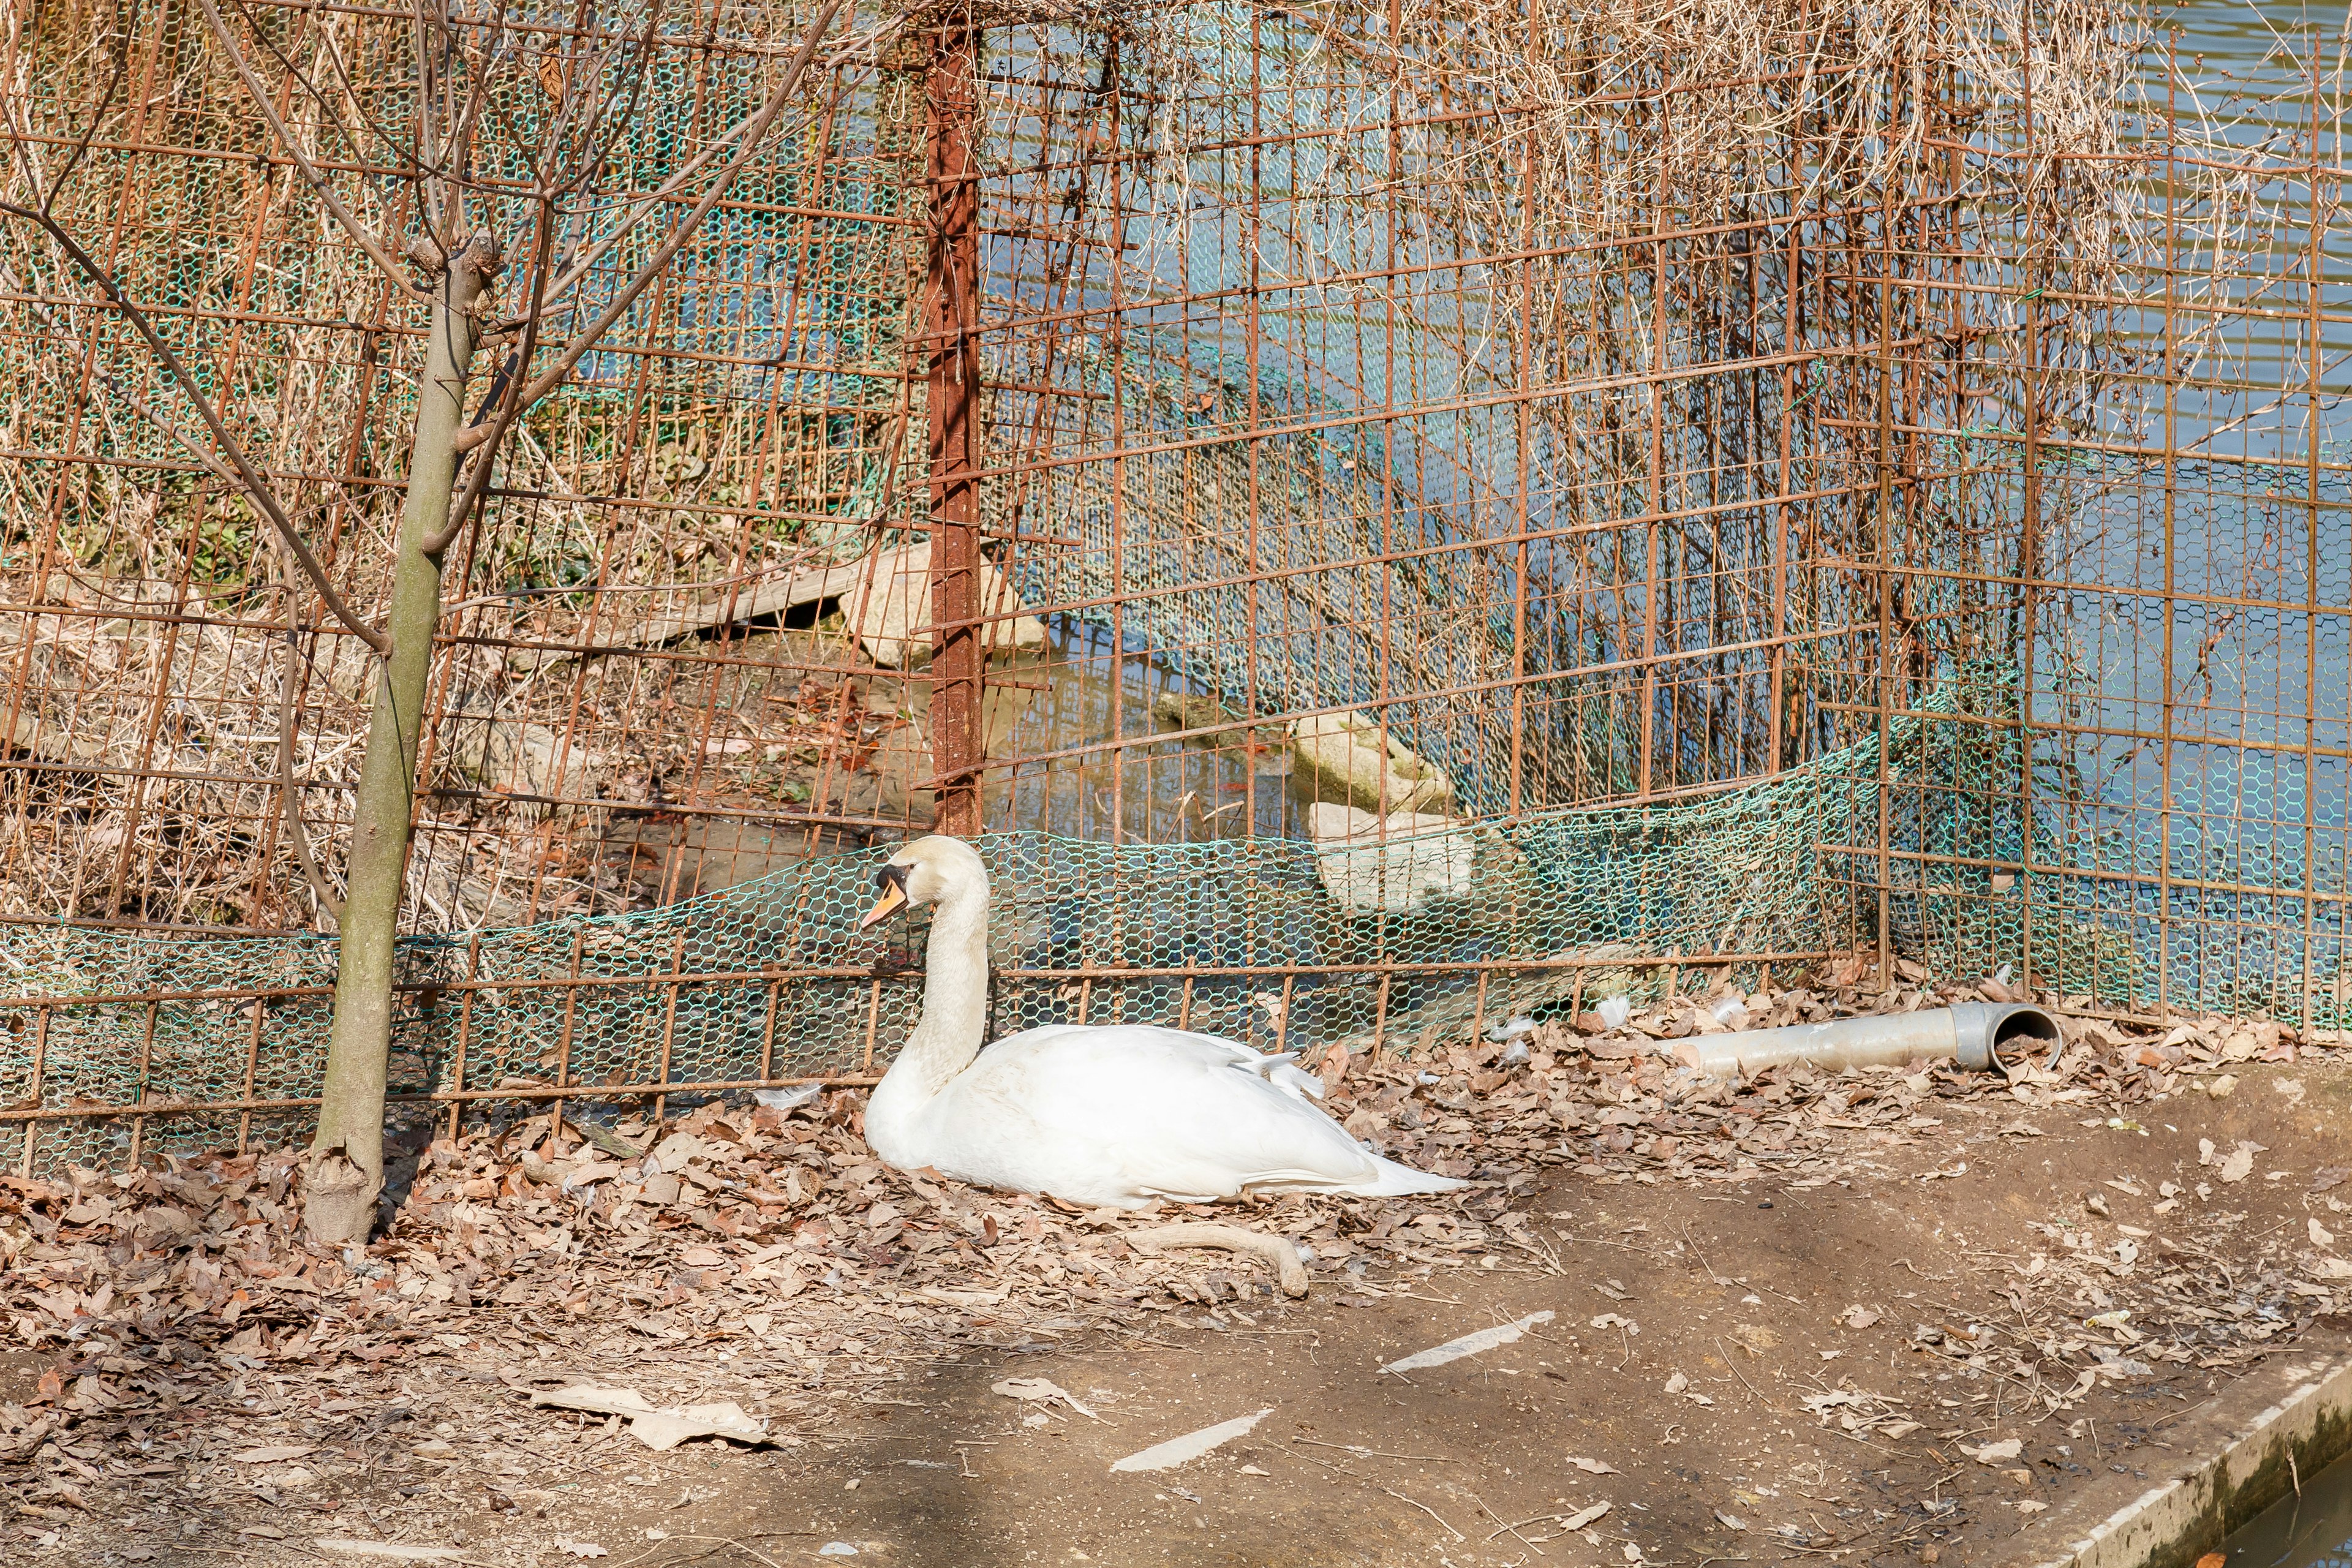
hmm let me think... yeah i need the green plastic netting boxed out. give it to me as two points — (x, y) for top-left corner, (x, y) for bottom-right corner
(0, 674), (1954, 1178)
(28, 663), (2323, 1189)
(6, 639), (2345, 1182)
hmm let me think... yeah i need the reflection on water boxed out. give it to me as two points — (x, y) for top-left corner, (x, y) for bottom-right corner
(2032, 1), (2352, 1016)
(2218, 1444), (2352, 1568)
(953, 1), (2351, 1026)
(2127, 0), (2352, 458)
(986, 617), (1318, 844)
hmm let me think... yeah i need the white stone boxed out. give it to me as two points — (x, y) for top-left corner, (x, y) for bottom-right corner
(1289, 710), (1453, 814)
(844, 540), (1047, 668)
(1307, 804), (1475, 914)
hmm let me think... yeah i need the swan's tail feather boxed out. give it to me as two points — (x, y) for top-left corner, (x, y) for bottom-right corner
(1352, 1153), (1471, 1196)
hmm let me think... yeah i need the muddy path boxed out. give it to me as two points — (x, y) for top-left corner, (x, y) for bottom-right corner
(39, 1054), (2339, 1568)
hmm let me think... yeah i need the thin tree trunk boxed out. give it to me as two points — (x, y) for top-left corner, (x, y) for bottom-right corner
(303, 238), (496, 1245)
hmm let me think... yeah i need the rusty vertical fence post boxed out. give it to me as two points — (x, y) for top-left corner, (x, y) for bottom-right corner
(2156, 37), (2179, 1020)
(925, 18), (985, 838)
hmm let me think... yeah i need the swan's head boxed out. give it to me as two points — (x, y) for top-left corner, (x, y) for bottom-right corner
(858, 835), (989, 929)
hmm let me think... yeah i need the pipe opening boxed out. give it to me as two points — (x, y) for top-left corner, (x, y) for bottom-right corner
(1984, 1003), (2062, 1072)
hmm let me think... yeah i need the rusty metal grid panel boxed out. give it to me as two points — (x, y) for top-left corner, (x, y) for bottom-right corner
(1, 0), (2343, 1175)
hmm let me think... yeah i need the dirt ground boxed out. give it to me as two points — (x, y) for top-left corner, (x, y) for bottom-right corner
(6, 990), (2350, 1568)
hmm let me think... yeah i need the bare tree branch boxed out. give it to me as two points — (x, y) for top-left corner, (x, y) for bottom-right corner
(424, 205), (551, 556)
(0, 198), (393, 655)
(279, 615), (346, 924)
(510, 5), (880, 320)
(193, 0), (430, 302)
(0, 257), (244, 489)
(453, 0), (850, 453)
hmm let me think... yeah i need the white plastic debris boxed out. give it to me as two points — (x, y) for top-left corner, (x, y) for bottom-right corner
(1596, 996), (1632, 1031)
(1380, 1310), (1555, 1374)
(1109, 1408), (1272, 1472)
(312, 1546), (465, 1563)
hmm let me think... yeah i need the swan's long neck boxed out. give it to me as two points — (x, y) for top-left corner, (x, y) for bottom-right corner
(866, 873), (990, 1153)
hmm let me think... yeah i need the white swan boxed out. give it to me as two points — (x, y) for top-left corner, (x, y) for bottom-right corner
(854, 835), (1469, 1209)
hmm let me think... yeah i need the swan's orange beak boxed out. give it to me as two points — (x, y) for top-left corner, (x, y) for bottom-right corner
(859, 867), (910, 930)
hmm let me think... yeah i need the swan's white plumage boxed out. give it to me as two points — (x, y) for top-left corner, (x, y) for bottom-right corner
(858, 838), (1467, 1210)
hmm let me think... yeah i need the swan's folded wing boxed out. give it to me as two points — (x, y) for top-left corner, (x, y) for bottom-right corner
(954, 1026), (1379, 1196)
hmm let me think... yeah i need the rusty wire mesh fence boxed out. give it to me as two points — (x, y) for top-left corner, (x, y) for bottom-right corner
(1, 0), (2344, 1177)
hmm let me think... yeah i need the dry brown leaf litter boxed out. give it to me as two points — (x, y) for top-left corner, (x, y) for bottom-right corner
(2, 962), (2346, 1550)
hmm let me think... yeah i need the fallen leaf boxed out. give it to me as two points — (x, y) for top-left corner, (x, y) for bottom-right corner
(1567, 1456), (1618, 1474)
(553, 1545), (609, 1560)
(1839, 1305), (1880, 1330)
(1961, 1438), (2024, 1463)
(1716, 1512), (1749, 1531)
(231, 1444), (317, 1464)
(2312, 1218), (2335, 1249)
(990, 1377), (1103, 1421)
(2218, 1142), (2260, 1183)
(1559, 1501), (1612, 1532)
(1731, 1323), (1777, 1354)
(530, 1385), (767, 1450)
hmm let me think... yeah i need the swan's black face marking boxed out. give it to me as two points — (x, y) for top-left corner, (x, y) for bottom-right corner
(859, 862), (912, 930)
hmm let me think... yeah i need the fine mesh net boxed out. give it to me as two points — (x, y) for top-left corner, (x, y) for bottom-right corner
(6, 622), (2346, 1182)
(4, 0), (2347, 1183)
(0, 683), (1929, 1179)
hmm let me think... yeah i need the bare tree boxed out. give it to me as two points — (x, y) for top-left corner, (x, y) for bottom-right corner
(4, 0), (859, 1243)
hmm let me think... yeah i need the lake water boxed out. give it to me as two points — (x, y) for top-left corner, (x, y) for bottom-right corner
(2215, 1444), (2352, 1568)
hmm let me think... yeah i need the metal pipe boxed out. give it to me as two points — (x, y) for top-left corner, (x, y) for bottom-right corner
(1670, 1003), (2060, 1078)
